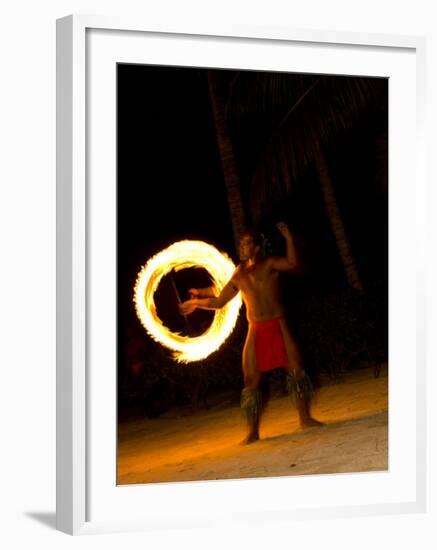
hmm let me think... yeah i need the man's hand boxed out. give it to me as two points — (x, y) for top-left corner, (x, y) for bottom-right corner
(276, 221), (292, 239)
(179, 300), (197, 316)
(272, 221), (298, 272)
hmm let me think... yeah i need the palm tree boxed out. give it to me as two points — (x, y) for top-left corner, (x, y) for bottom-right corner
(226, 72), (387, 290)
(374, 130), (388, 194)
(314, 141), (363, 290)
(207, 70), (247, 253)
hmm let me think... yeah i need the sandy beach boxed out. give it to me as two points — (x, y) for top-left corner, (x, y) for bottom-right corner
(117, 365), (388, 485)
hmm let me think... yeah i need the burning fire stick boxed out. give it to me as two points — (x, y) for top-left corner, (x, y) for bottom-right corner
(169, 269), (193, 334)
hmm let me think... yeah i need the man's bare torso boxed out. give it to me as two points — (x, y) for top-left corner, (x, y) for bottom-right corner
(233, 258), (285, 323)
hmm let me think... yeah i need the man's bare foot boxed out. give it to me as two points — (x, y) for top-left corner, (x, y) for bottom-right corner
(241, 432), (260, 445)
(300, 417), (325, 429)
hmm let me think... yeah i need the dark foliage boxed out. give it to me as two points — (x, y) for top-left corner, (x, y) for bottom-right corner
(285, 281), (387, 380)
(223, 71), (387, 224)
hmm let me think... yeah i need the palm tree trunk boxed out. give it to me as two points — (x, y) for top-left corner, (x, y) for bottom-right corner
(207, 71), (247, 252)
(314, 145), (363, 291)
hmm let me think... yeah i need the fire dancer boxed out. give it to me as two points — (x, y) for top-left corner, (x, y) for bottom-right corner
(179, 222), (323, 443)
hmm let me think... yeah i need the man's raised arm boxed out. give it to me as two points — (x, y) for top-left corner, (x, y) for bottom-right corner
(269, 221), (300, 272)
(179, 276), (239, 315)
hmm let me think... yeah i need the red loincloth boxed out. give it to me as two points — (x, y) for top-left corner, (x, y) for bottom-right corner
(252, 316), (289, 372)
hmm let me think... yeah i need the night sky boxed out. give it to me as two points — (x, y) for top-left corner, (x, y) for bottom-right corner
(117, 65), (237, 338)
(117, 65), (235, 265)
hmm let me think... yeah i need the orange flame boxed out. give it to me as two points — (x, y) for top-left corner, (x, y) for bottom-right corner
(133, 240), (242, 363)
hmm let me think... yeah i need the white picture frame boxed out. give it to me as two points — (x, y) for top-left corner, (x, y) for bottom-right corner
(56, 14), (427, 535)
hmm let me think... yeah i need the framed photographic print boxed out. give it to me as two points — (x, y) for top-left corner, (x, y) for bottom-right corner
(56, 14), (427, 535)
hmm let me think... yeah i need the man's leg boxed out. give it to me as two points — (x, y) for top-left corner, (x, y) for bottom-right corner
(278, 319), (324, 429)
(241, 326), (263, 444)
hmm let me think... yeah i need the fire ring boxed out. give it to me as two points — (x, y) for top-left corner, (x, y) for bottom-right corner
(133, 240), (242, 363)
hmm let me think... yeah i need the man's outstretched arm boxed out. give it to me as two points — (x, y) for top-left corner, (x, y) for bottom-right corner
(188, 286), (217, 299)
(179, 278), (239, 315)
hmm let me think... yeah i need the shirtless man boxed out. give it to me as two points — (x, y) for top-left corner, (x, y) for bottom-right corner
(179, 222), (323, 443)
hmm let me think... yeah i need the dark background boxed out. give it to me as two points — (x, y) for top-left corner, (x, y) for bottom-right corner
(117, 64), (388, 419)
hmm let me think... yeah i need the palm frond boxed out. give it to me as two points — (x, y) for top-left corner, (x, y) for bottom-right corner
(230, 74), (388, 223)
(226, 71), (314, 117)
